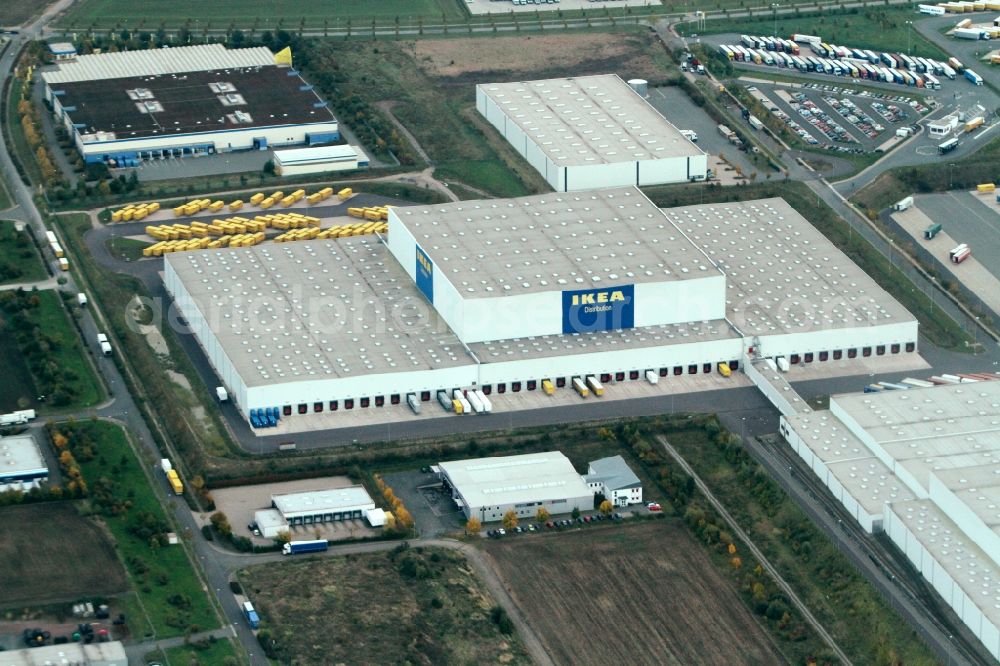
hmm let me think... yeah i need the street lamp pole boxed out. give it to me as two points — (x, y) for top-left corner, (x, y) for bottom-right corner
(906, 21), (912, 55)
(771, 3), (779, 37)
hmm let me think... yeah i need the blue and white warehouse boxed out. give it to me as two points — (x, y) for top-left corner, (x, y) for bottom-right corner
(40, 44), (338, 166)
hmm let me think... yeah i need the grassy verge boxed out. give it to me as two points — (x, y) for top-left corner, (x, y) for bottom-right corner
(635, 418), (937, 665)
(240, 545), (531, 664)
(0, 176), (11, 210)
(105, 236), (153, 262)
(678, 5), (949, 60)
(54, 212), (234, 471)
(51, 174), (448, 213)
(852, 132), (1000, 212)
(53, 420), (218, 639)
(643, 180), (972, 351)
(4, 70), (44, 186)
(0, 220), (47, 284)
(0, 289), (103, 410)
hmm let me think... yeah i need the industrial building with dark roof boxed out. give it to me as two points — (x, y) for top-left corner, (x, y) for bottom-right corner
(41, 44), (338, 165)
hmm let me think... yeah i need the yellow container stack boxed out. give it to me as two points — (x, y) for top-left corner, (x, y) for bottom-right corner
(273, 221), (388, 243)
(249, 192), (266, 205)
(110, 201), (160, 222)
(337, 187), (353, 201)
(229, 200), (244, 212)
(306, 186), (336, 205)
(348, 205), (393, 221)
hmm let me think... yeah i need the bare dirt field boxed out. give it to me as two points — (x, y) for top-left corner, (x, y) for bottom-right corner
(0, 503), (127, 607)
(240, 546), (531, 665)
(486, 521), (784, 666)
(411, 31), (677, 82)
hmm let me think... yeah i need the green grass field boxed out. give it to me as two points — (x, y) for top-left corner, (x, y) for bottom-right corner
(1, 0), (47, 26)
(160, 636), (241, 665)
(679, 6), (949, 60)
(58, 420), (219, 639)
(59, 0), (469, 29)
(5, 81), (44, 187)
(0, 290), (103, 411)
(0, 220), (46, 284)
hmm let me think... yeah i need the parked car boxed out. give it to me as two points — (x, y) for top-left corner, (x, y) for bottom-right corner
(497, 528), (506, 536)
(528, 524), (537, 532)
(647, 502), (662, 512)
(612, 512), (623, 520)
(546, 521), (555, 529)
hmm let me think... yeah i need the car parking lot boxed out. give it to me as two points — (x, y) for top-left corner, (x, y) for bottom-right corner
(743, 80), (928, 156)
(485, 510), (635, 538)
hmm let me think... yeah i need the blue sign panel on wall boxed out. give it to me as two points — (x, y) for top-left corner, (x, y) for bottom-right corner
(416, 245), (434, 304)
(561, 285), (634, 334)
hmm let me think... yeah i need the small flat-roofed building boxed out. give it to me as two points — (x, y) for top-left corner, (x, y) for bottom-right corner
(0, 433), (48, 493)
(47, 42), (77, 61)
(271, 486), (376, 526)
(438, 451), (593, 522)
(272, 144), (369, 176)
(0, 640), (127, 666)
(253, 508), (288, 539)
(476, 74), (707, 191)
(41, 44), (338, 166)
(584, 455), (642, 507)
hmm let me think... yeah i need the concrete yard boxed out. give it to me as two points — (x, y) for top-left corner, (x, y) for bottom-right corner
(891, 202), (1000, 319)
(209, 476), (379, 545)
(909, 191), (1000, 280)
(257, 368), (754, 437)
(252, 352), (929, 437)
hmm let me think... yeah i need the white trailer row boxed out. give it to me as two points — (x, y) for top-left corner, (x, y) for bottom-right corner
(720, 40), (950, 89)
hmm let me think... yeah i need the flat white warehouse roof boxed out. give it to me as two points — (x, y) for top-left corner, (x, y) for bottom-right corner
(664, 198), (914, 334)
(41, 44), (275, 85)
(165, 236), (470, 388)
(0, 434), (47, 479)
(477, 74), (704, 167)
(395, 187), (721, 297)
(272, 486), (375, 516)
(439, 451), (591, 508)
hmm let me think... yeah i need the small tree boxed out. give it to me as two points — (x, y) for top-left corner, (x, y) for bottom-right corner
(502, 509), (519, 531)
(599, 499), (613, 515)
(210, 511), (232, 537)
(535, 507), (550, 523)
(274, 529), (291, 544)
(465, 516), (482, 535)
(571, 507), (580, 520)
(395, 506), (414, 529)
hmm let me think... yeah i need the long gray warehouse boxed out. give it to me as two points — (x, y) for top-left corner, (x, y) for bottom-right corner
(164, 187), (918, 425)
(476, 74), (707, 191)
(781, 382), (1000, 661)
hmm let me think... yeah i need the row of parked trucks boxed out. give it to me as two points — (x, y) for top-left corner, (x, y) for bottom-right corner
(725, 35), (981, 88)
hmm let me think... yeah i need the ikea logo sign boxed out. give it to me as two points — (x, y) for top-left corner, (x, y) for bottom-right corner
(415, 245), (433, 304)
(562, 285), (634, 334)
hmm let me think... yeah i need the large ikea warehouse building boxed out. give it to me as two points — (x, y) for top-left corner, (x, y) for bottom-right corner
(164, 186), (919, 423)
(40, 44), (339, 165)
(781, 382), (1000, 661)
(476, 75), (707, 191)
